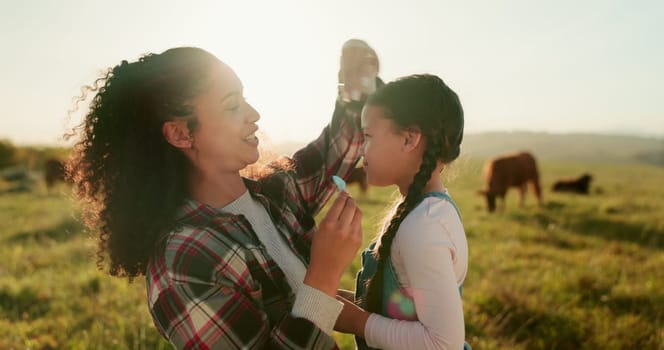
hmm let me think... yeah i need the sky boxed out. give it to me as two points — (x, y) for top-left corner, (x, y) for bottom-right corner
(1, 0), (663, 146)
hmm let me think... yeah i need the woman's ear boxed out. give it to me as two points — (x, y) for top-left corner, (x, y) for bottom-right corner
(401, 127), (423, 152)
(162, 120), (193, 149)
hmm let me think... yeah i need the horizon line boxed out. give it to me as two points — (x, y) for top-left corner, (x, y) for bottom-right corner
(3, 128), (662, 148)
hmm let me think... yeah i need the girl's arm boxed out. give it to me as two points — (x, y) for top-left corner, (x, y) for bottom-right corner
(342, 211), (467, 350)
(333, 249), (463, 350)
(364, 247), (465, 350)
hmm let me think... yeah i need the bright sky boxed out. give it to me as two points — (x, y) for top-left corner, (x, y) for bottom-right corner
(1, 0), (663, 146)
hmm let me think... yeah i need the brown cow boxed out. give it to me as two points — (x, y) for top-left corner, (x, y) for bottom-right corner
(346, 166), (368, 195)
(44, 158), (66, 190)
(478, 152), (542, 212)
(552, 173), (592, 194)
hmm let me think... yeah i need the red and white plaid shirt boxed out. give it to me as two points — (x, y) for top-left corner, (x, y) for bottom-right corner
(146, 101), (364, 349)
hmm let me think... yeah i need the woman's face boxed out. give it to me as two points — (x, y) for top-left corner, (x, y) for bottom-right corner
(187, 63), (261, 174)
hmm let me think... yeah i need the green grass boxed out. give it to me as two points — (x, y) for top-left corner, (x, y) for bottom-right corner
(1, 160), (662, 349)
(0, 191), (171, 350)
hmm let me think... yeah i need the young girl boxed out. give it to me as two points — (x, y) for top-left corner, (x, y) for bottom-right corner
(335, 74), (469, 350)
(66, 45), (377, 349)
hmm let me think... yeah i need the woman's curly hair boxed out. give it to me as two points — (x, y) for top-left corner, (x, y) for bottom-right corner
(66, 47), (221, 278)
(363, 74), (464, 313)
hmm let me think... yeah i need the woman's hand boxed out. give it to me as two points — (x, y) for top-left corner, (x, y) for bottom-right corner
(304, 191), (362, 297)
(339, 40), (379, 102)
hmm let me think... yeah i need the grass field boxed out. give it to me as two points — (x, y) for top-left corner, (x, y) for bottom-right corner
(1, 158), (662, 349)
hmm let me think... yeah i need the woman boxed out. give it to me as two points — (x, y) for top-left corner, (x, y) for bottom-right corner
(67, 44), (377, 349)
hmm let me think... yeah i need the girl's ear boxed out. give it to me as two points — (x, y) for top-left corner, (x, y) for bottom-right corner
(401, 127), (423, 152)
(162, 120), (193, 149)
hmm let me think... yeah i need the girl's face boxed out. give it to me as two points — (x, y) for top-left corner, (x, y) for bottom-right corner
(361, 105), (420, 188)
(187, 64), (261, 175)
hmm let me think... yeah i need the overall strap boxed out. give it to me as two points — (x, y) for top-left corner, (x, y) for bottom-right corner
(419, 191), (462, 219)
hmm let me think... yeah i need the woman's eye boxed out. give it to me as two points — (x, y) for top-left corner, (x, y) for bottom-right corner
(227, 97), (248, 112)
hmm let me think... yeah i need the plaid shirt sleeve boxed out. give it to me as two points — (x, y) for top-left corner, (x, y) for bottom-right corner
(149, 226), (339, 350)
(290, 100), (364, 215)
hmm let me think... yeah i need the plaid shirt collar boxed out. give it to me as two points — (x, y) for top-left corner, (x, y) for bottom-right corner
(172, 176), (313, 266)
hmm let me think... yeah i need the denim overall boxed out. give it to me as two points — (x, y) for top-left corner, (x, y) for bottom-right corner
(354, 192), (471, 350)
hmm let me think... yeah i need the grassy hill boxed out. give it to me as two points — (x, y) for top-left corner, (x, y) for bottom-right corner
(462, 131), (664, 165)
(1, 157), (662, 349)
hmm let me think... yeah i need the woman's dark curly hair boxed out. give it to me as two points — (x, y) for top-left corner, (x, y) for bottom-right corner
(66, 47), (221, 278)
(363, 74), (464, 313)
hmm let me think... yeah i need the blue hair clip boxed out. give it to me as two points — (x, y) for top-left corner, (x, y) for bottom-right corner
(332, 175), (346, 191)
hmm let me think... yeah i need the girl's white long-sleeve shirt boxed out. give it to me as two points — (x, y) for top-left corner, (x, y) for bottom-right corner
(364, 193), (468, 350)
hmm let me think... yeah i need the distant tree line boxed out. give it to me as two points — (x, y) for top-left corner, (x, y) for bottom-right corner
(0, 139), (17, 169)
(0, 139), (69, 171)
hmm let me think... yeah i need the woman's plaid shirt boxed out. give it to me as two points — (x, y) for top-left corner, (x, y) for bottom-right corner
(146, 101), (364, 349)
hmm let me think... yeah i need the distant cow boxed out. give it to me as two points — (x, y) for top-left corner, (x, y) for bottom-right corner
(346, 167), (368, 195)
(44, 158), (66, 190)
(478, 152), (542, 212)
(552, 173), (592, 194)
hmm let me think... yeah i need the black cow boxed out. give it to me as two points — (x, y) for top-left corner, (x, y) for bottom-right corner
(552, 173), (593, 194)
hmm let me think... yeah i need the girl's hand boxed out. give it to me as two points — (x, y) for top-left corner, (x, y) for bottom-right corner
(334, 295), (370, 337)
(337, 289), (355, 302)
